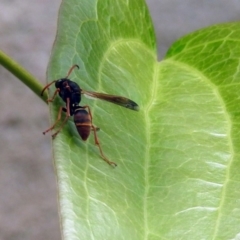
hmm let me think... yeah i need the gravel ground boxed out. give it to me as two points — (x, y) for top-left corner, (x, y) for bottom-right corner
(0, 1), (240, 239)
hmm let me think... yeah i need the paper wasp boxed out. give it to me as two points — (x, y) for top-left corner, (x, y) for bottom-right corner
(41, 64), (139, 167)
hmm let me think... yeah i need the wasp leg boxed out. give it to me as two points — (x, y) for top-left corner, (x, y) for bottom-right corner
(46, 88), (60, 103)
(82, 105), (117, 167)
(51, 98), (71, 139)
(43, 106), (64, 135)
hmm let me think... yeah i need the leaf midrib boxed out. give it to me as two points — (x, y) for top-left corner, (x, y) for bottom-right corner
(143, 61), (159, 239)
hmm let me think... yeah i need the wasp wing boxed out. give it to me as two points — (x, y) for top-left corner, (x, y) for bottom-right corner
(82, 90), (139, 111)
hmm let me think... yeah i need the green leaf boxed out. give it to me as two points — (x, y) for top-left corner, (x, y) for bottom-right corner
(46, 0), (240, 239)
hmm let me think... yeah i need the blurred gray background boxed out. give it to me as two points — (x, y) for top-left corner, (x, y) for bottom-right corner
(0, 0), (240, 239)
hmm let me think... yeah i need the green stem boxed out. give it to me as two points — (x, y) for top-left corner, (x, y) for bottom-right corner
(0, 50), (47, 102)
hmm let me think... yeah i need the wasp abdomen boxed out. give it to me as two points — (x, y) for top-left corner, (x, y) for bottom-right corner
(74, 109), (91, 141)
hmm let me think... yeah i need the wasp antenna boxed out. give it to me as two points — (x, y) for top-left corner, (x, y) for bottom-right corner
(41, 80), (57, 96)
(66, 64), (80, 78)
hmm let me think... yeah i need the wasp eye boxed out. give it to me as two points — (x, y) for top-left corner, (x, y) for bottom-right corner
(55, 79), (64, 88)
